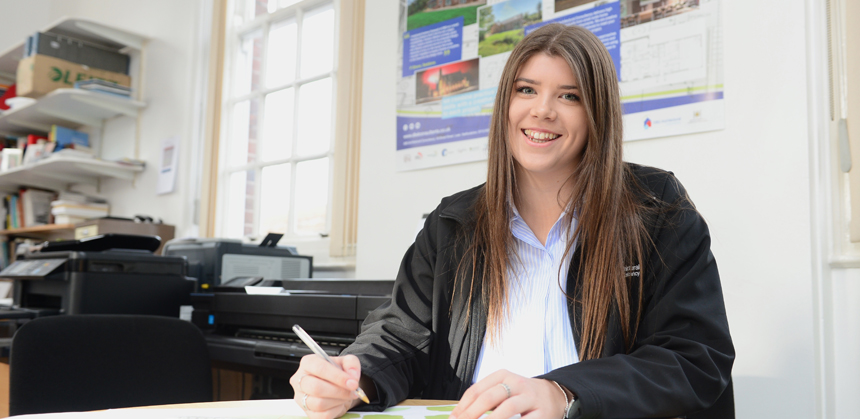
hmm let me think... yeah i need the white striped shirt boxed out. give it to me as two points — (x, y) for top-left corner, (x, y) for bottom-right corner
(473, 205), (579, 383)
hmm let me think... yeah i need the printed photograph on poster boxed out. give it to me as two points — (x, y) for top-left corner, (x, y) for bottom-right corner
(554, 0), (597, 13)
(619, 0), (700, 28)
(478, 0), (543, 57)
(416, 58), (480, 104)
(406, 0), (486, 32)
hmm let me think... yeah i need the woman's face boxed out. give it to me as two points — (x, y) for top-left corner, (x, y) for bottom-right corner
(507, 53), (588, 183)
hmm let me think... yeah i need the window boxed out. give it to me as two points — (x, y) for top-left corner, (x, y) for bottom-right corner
(211, 0), (363, 263)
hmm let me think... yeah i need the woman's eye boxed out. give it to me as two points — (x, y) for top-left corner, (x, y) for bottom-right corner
(562, 93), (580, 102)
(516, 86), (536, 95)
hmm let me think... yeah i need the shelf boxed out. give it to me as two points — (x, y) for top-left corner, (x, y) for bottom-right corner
(0, 155), (144, 193)
(0, 17), (146, 82)
(0, 89), (145, 136)
(0, 224), (75, 240)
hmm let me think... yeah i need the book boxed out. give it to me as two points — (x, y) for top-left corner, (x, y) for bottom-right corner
(53, 214), (90, 225)
(49, 125), (90, 151)
(26, 134), (47, 145)
(51, 200), (109, 219)
(20, 188), (56, 227)
(28, 31), (130, 74)
(21, 141), (54, 165)
(74, 79), (131, 97)
(56, 190), (108, 205)
(0, 148), (22, 171)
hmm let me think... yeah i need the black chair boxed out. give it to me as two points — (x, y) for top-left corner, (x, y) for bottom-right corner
(9, 315), (213, 415)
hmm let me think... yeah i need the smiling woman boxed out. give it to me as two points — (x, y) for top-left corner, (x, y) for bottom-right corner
(289, 23), (734, 419)
(507, 53), (588, 194)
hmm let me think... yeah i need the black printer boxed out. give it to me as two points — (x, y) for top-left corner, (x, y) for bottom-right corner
(195, 278), (393, 379)
(0, 234), (195, 319)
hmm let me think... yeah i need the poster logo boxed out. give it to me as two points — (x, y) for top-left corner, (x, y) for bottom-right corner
(644, 118), (652, 129)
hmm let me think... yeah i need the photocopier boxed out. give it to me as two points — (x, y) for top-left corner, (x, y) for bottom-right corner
(0, 234), (195, 320)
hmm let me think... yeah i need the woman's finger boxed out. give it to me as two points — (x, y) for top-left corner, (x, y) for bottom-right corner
(298, 355), (356, 393)
(453, 369), (512, 417)
(296, 374), (356, 400)
(454, 381), (512, 419)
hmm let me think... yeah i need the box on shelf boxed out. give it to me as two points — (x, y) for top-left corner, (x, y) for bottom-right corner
(16, 54), (131, 98)
(74, 218), (175, 255)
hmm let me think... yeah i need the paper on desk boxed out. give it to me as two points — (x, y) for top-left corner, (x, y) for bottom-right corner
(8, 399), (460, 419)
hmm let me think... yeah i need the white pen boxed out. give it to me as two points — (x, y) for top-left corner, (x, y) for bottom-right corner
(292, 324), (370, 404)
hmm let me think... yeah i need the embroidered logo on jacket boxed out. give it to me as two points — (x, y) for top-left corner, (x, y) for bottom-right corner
(625, 264), (641, 277)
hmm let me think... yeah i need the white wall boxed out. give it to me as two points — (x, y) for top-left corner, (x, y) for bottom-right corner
(355, 0), (844, 417)
(3, 0), (858, 417)
(0, 0), (203, 237)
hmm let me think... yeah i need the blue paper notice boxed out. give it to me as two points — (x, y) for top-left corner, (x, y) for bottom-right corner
(402, 17), (464, 77)
(525, 2), (621, 80)
(397, 115), (491, 150)
(441, 88), (496, 119)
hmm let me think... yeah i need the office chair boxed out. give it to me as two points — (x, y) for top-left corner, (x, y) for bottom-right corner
(9, 315), (213, 415)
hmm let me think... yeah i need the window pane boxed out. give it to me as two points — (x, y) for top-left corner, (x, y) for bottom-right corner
(229, 101), (250, 167)
(262, 88), (294, 161)
(267, 19), (298, 87)
(295, 77), (332, 156)
(225, 170), (255, 238)
(233, 29), (264, 96)
(294, 158), (329, 235)
(229, 99), (260, 167)
(300, 5), (335, 78)
(259, 163), (292, 235)
(268, 0), (301, 14)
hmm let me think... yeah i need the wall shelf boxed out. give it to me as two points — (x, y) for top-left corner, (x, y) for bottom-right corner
(0, 89), (146, 136)
(0, 224), (74, 240)
(0, 17), (148, 193)
(0, 155), (144, 193)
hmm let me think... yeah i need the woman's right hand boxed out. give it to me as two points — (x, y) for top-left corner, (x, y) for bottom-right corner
(289, 354), (364, 418)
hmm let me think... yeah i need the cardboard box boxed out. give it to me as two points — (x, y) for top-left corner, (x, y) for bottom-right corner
(16, 54), (131, 98)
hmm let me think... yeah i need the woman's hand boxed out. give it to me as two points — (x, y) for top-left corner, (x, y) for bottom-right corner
(451, 370), (567, 419)
(289, 354), (364, 419)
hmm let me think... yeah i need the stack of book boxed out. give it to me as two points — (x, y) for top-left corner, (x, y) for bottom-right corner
(50, 191), (109, 225)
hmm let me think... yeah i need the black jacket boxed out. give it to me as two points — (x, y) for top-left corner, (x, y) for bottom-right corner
(343, 164), (734, 418)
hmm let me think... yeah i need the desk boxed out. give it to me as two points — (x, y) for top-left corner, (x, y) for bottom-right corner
(136, 399), (455, 409)
(7, 399), (459, 418)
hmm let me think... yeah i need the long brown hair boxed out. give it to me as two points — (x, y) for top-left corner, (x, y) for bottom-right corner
(457, 24), (649, 361)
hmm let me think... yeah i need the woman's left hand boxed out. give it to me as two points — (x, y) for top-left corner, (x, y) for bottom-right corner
(450, 370), (567, 419)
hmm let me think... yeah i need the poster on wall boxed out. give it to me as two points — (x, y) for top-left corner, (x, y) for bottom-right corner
(396, 0), (724, 171)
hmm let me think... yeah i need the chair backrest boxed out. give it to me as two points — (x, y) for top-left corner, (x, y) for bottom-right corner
(9, 314), (213, 415)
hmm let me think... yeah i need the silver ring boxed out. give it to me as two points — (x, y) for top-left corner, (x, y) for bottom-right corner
(302, 393), (310, 410)
(499, 382), (512, 398)
(298, 374), (308, 393)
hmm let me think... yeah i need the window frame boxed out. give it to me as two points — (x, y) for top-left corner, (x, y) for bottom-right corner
(205, 0), (362, 266)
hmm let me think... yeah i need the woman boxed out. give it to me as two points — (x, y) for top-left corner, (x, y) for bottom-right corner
(290, 24), (734, 419)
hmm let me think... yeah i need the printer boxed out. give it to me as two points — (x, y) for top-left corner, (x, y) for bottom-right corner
(162, 238), (313, 291)
(195, 278), (393, 379)
(0, 234), (195, 319)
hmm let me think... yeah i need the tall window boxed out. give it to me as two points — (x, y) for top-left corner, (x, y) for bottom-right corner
(219, 0), (338, 244)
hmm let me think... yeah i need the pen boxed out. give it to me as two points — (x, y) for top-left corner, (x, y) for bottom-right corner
(292, 324), (370, 404)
